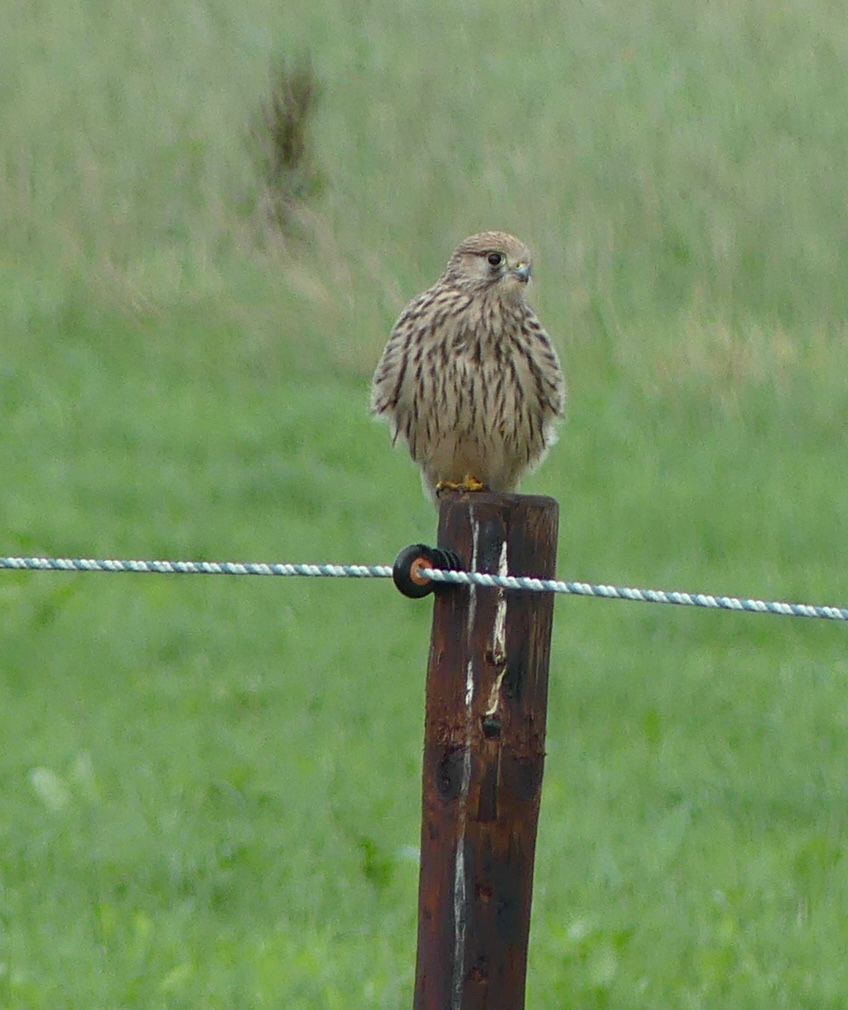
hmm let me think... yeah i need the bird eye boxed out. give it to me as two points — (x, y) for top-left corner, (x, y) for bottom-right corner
(487, 252), (503, 267)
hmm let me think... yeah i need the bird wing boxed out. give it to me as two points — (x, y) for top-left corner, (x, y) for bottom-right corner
(520, 308), (567, 421)
(370, 287), (437, 422)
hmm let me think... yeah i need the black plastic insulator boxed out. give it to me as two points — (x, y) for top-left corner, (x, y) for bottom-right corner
(392, 544), (463, 599)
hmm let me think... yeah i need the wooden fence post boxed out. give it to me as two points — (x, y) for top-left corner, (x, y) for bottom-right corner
(413, 492), (559, 1010)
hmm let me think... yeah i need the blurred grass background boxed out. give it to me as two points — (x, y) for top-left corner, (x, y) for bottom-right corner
(2, 0), (848, 1006)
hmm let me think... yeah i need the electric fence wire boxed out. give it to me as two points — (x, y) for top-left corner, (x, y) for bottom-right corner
(1, 554), (846, 622)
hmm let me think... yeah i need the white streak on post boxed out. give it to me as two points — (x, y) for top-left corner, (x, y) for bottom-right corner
(451, 508), (478, 1010)
(485, 540), (509, 716)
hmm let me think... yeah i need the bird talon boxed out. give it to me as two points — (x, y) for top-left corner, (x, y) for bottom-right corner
(461, 475), (488, 493)
(436, 475), (489, 496)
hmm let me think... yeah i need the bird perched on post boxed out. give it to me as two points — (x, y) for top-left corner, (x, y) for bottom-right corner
(370, 231), (565, 503)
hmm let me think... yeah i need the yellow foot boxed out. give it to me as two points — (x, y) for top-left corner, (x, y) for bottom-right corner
(436, 474), (489, 495)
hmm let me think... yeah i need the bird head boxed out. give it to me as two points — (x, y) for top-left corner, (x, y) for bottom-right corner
(445, 231), (534, 300)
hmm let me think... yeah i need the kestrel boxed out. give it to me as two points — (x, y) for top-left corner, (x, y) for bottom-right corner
(370, 231), (565, 502)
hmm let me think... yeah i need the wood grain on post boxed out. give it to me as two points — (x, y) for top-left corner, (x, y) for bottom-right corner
(414, 492), (559, 1010)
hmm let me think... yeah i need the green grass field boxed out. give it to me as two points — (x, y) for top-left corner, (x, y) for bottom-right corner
(2, 1), (848, 1006)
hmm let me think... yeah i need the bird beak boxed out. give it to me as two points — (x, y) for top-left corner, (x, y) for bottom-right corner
(512, 262), (531, 283)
